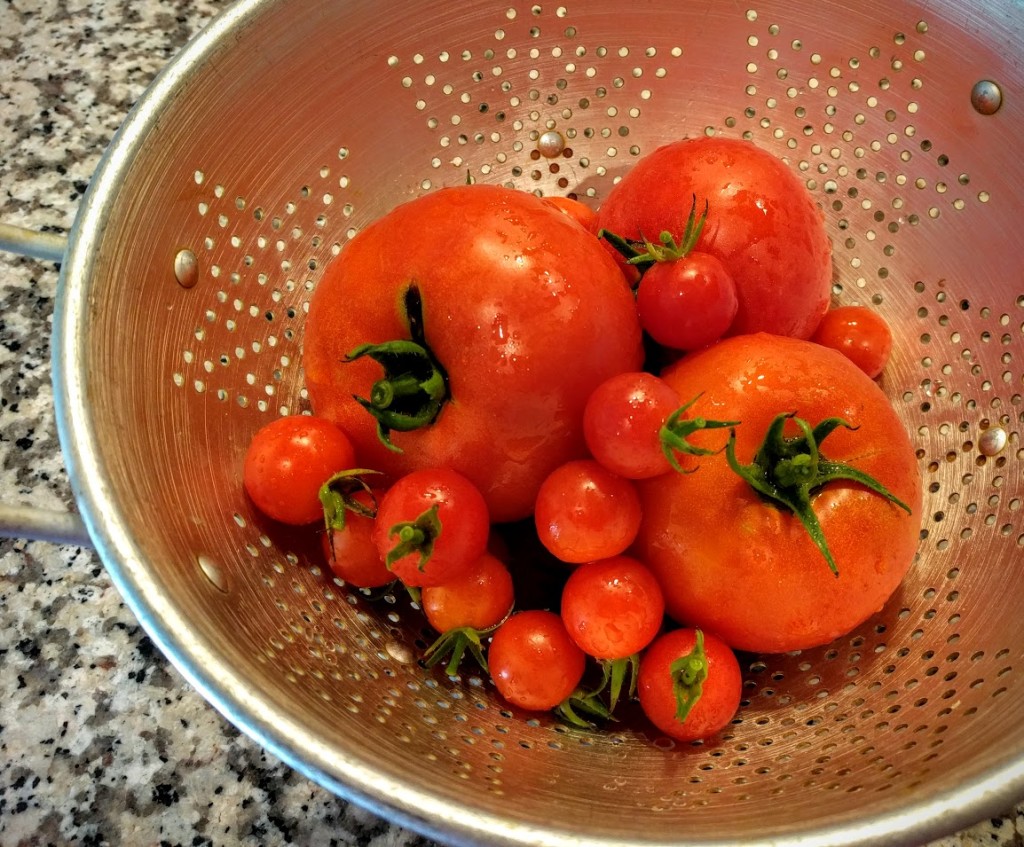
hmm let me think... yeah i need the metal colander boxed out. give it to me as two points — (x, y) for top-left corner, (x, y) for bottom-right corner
(13, 0), (1024, 843)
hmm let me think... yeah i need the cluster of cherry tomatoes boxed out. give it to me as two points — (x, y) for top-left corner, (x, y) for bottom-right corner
(242, 135), (922, 745)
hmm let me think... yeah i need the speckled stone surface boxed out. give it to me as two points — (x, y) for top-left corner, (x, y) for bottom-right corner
(0, 2), (1022, 847)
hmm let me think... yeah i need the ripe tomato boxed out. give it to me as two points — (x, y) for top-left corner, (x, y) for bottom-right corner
(488, 610), (586, 712)
(421, 551), (514, 633)
(421, 551), (514, 675)
(636, 251), (738, 351)
(542, 195), (599, 234)
(534, 459), (642, 564)
(373, 468), (489, 588)
(242, 415), (356, 525)
(321, 486), (393, 588)
(596, 137), (832, 339)
(560, 555), (665, 660)
(633, 332), (922, 653)
(637, 628), (742, 743)
(583, 373), (737, 479)
(811, 305), (894, 379)
(303, 184), (644, 522)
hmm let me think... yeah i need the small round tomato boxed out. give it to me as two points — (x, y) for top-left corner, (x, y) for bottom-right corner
(243, 415), (356, 525)
(597, 137), (832, 339)
(543, 195), (599, 234)
(560, 555), (665, 660)
(373, 468), (490, 588)
(811, 305), (893, 379)
(637, 628), (742, 743)
(488, 610), (586, 711)
(636, 252), (738, 351)
(321, 487), (392, 588)
(422, 552), (514, 633)
(534, 459), (642, 564)
(421, 551), (515, 675)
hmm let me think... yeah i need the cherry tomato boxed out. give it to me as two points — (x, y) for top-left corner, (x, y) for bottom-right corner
(634, 333), (923, 653)
(542, 195), (599, 234)
(534, 459), (642, 564)
(321, 487), (392, 589)
(560, 555), (665, 660)
(810, 305), (894, 379)
(242, 415), (356, 525)
(421, 552), (514, 634)
(637, 628), (742, 743)
(373, 468), (490, 588)
(597, 137), (832, 339)
(304, 183), (644, 522)
(582, 372), (676, 479)
(488, 610), (586, 711)
(636, 252), (738, 351)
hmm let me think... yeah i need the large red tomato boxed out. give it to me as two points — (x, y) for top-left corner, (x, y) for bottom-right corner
(597, 137), (832, 339)
(303, 184), (644, 522)
(633, 333), (922, 653)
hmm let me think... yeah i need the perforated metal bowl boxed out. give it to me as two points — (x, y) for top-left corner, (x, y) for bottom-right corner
(41, 0), (1024, 844)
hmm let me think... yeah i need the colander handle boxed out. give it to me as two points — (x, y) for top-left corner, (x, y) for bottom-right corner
(1, 225), (92, 546)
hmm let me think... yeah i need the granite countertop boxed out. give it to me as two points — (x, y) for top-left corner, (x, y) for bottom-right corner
(0, 2), (1021, 846)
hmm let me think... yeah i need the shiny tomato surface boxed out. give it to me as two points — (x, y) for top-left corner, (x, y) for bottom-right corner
(304, 184), (644, 522)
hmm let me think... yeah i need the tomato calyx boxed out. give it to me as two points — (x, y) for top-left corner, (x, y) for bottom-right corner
(725, 412), (913, 576)
(660, 393), (740, 474)
(383, 503), (442, 572)
(598, 194), (708, 277)
(669, 629), (708, 725)
(422, 626), (490, 677)
(319, 469), (380, 531)
(346, 285), (450, 452)
(556, 654), (640, 728)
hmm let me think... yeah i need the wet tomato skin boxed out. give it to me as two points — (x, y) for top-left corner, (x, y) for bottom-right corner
(303, 184), (644, 523)
(243, 415), (356, 526)
(633, 333), (922, 653)
(597, 137), (832, 340)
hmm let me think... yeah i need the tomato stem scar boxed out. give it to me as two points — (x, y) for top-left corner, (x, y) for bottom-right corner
(725, 412), (913, 576)
(345, 285), (451, 452)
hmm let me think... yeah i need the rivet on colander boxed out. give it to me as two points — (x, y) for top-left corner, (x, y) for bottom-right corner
(970, 80), (1003, 115)
(197, 554), (229, 592)
(978, 426), (1007, 457)
(174, 248), (199, 288)
(537, 130), (566, 158)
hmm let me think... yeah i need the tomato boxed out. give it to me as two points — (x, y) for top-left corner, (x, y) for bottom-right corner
(303, 183), (645, 522)
(242, 415), (356, 525)
(542, 195), (599, 234)
(373, 468), (490, 588)
(811, 305), (894, 379)
(420, 551), (515, 675)
(422, 551), (514, 633)
(534, 459), (642, 564)
(321, 486), (393, 588)
(637, 628), (742, 743)
(633, 332), (923, 653)
(560, 555), (665, 660)
(596, 137), (832, 339)
(636, 252), (738, 351)
(583, 373), (737, 479)
(488, 610), (586, 712)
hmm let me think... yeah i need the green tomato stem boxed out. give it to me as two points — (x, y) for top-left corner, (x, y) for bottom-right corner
(384, 503), (442, 572)
(422, 626), (488, 676)
(669, 629), (708, 725)
(659, 393), (740, 474)
(346, 285), (450, 453)
(725, 412), (913, 576)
